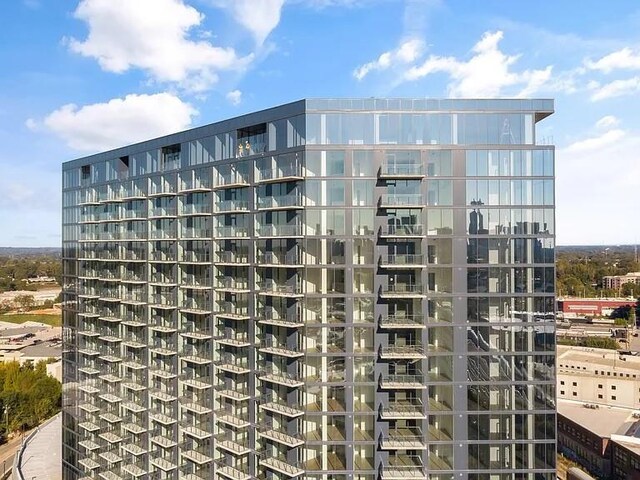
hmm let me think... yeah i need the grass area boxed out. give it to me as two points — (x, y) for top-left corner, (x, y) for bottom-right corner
(0, 314), (61, 327)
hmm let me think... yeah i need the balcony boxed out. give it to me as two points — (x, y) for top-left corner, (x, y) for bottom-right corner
(380, 284), (425, 298)
(380, 344), (426, 360)
(149, 230), (178, 240)
(256, 166), (303, 184)
(216, 391), (250, 406)
(215, 173), (249, 189)
(215, 305), (250, 321)
(256, 252), (301, 267)
(180, 347), (212, 365)
(380, 427), (427, 450)
(379, 194), (424, 208)
(258, 340), (303, 358)
(257, 310), (303, 329)
(215, 407), (251, 428)
(181, 204), (212, 216)
(215, 435), (252, 455)
(258, 370), (303, 388)
(181, 299), (212, 315)
(214, 251), (249, 265)
(215, 200), (249, 213)
(257, 224), (303, 238)
(381, 455), (426, 479)
(215, 226), (249, 239)
(258, 281), (303, 298)
(380, 223), (424, 238)
(181, 423), (212, 440)
(217, 334), (251, 348)
(259, 397), (304, 418)
(121, 464), (147, 478)
(215, 356), (250, 374)
(379, 314), (425, 329)
(259, 455), (305, 477)
(181, 228), (212, 240)
(148, 207), (177, 218)
(379, 374), (426, 390)
(181, 251), (211, 264)
(149, 455), (178, 472)
(380, 254), (426, 268)
(379, 163), (424, 178)
(215, 462), (251, 480)
(182, 447), (213, 465)
(257, 195), (304, 211)
(258, 426), (304, 448)
(380, 400), (426, 420)
(181, 177), (212, 193)
(181, 275), (211, 289)
(215, 277), (250, 293)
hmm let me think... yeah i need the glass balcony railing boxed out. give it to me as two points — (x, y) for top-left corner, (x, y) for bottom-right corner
(380, 254), (425, 267)
(380, 224), (424, 237)
(257, 195), (304, 210)
(182, 204), (212, 215)
(215, 227), (249, 238)
(380, 163), (424, 177)
(256, 165), (303, 183)
(258, 281), (302, 296)
(256, 225), (303, 237)
(379, 194), (424, 208)
(256, 252), (301, 266)
(181, 251), (211, 263)
(380, 344), (426, 359)
(381, 284), (424, 297)
(380, 314), (424, 328)
(215, 200), (249, 213)
(379, 373), (425, 389)
(215, 174), (249, 188)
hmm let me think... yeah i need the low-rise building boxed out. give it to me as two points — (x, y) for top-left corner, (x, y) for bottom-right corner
(558, 345), (640, 409)
(604, 272), (640, 291)
(558, 401), (635, 478)
(558, 297), (637, 318)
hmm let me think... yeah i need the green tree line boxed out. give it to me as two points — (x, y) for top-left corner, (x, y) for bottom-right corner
(0, 256), (61, 293)
(0, 360), (61, 441)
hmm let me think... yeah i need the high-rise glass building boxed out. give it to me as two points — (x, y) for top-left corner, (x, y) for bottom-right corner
(62, 98), (556, 480)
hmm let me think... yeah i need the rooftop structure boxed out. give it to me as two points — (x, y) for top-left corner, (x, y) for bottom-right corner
(13, 413), (62, 480)
(61, 98), (556, 480)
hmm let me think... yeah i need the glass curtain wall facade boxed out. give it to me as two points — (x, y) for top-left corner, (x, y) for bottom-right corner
(62, 98), (556, 480)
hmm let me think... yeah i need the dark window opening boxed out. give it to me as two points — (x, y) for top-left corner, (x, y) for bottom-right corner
(162, 144), (181, 171)
(237, 123), (267, 157)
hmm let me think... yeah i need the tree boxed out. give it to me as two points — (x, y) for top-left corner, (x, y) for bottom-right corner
(13, 294), (35, 310)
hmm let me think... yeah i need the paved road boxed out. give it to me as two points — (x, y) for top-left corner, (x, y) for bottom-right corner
(0, 431), (29, 477)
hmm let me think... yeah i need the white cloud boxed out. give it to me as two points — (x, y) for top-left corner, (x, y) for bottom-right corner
(563, 128), (626, 154)
(590, 76), (640, 101)
(354, 38), (424, 80)
(585, 47), (640, 73)
(557, 123), (640, 245)
(69, 0), (252, 92)
(211, 0), (285, 45)
(226, 89), (242, 105)
(595, 115), (619, 130)
(41, 93), (197, 152)
(404, 31), (553, 97)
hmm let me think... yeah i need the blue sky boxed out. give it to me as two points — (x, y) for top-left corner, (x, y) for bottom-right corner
(1, 0), (640, 246)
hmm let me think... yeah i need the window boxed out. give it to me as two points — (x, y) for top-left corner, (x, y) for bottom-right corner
(572, 392), (577, 397)
(560, 391), (565, 395)
(560, 381), (565, 385)
(612, 396), (617, 400)
(598, 384), (603, 389)
(598, 394), (603, 399)
(612, 385), (617, 390)
(572, 382), (577, 386)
